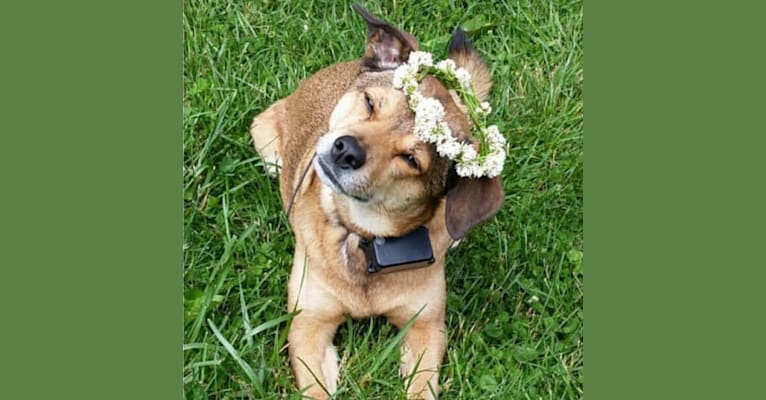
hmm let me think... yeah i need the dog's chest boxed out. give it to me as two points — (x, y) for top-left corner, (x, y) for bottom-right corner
(323, 236), (441, 318)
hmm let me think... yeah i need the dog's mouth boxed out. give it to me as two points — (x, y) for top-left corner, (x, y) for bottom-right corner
(314, 157), (370, 203)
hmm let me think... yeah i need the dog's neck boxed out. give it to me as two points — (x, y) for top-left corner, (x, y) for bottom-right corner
(319, 184), (432, 240)
(345, 200), (398, 238)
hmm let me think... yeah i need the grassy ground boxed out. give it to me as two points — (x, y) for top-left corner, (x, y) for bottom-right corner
(184, 0), (582, 398)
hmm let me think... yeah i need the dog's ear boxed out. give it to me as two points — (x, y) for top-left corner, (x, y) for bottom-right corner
(352, 3), (418, 70)
(444, 28), (501, 239)
(448, 27), (492, 101)
(445, 174), (504, 240)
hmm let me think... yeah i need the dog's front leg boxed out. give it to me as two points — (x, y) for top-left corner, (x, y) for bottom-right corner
(288, 311), (342, 399)
(287, 244), (346, 398)
(389, 311), (447, 399)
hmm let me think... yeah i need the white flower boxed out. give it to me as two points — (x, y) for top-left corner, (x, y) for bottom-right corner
(392, 69), (406, 89)
(437, 137), (461, 158)
(455, 160), (482, 178)
(435, 59), (456, 74)
(482, 148), (506, 178)
(459, 143), (478, 162)
(407, 91), (424, 108)
(413, 96), (445, 140)
(476, 101), (492, 117)
(438, 122), (452, 140)
(414, 96), (445, 124)
(407, 51), (433, 68)
(485, 125), (506, 147)
(403, 79), (418, 95)
(454, 67), (472, 90)
(454, 162), (469, 177)
(392, 64), (417, 89)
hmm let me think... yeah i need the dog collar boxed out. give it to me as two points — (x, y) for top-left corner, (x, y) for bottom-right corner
(358, 226), (435, 273)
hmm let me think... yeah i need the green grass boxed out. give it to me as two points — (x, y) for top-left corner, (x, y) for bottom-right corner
(184, 0), (582, 398)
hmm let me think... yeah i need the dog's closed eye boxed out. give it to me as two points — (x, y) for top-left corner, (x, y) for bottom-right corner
(363, 91), (375, 117)
(399, 153), (420, 170)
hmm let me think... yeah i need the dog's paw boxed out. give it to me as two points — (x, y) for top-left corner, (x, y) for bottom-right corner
(321, 345), (339, 394)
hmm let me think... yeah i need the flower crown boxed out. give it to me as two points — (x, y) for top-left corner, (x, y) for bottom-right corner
(392, 51), (506, 178)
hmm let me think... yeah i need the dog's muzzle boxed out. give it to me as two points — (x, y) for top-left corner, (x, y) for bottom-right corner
(314, 134), (370, 202)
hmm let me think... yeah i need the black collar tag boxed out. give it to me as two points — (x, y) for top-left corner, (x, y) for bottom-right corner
(358, 226), (436, 274)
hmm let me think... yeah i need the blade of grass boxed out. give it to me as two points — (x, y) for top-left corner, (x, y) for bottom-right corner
(207, 318), (265, 397)
(245, 310), (299, 338)
(366, 304), (426, 377)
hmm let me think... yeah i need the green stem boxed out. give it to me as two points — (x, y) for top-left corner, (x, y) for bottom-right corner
(427, 67), (490, 157)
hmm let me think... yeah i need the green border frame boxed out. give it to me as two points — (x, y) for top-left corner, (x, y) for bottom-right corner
(3, 1), (766, 398)
(587, 2), (766, 398)
(1, 1), (182, 398)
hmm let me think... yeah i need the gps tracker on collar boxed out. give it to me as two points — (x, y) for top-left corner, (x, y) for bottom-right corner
(359, 226), (436, 273)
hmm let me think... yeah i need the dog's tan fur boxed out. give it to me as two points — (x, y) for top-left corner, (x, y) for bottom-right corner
(250, 5), (503, 399)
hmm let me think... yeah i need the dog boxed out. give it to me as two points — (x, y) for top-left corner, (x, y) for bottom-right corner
(250, 4), (503, 399)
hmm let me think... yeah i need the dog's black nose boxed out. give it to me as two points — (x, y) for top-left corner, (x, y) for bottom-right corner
(331, 135), (366, 170)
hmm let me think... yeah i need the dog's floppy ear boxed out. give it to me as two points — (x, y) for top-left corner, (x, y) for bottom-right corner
(448, 27), (492, 101)
(352, 3), (418, 70)
(445, 173), (504, 240)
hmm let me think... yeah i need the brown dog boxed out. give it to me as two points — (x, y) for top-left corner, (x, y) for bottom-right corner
(250, 4), (503, 399)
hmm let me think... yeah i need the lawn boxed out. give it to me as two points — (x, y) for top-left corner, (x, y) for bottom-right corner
(184, 0), (582, 398)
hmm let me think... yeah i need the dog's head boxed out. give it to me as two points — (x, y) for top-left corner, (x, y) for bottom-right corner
(313, 4), (504, 240)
